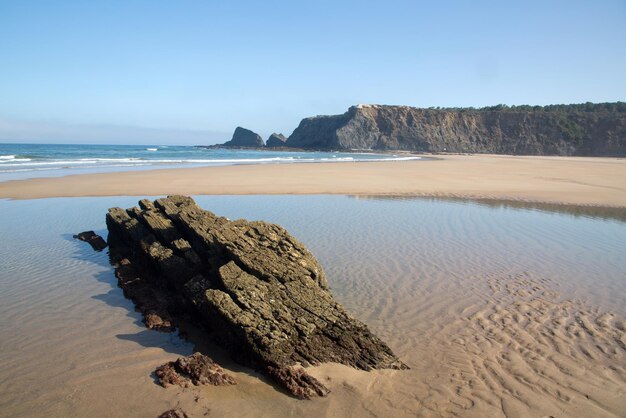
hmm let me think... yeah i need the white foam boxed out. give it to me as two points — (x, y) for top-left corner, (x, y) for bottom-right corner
(0, 154), (422, 173)
(77, 158), (142, 162)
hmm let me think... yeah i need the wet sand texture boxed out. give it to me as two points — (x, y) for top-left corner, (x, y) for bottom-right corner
(0, 196), (624, 417)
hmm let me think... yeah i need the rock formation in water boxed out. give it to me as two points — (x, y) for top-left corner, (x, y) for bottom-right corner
(105, 196), (406, 398)
(74, 231), (107, 251)
(220, 126), (265, 147)
(285, 103), (626, 156)
(266, 132), (287, 147)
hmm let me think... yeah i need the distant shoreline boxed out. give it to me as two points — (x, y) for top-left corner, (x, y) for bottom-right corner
(0, 154), (624, 207)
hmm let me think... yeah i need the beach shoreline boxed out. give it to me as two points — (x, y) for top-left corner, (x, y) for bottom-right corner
(1, 154), (625, 207)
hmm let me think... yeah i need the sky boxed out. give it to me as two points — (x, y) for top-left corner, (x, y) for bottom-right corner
(0, 1), (625, 145)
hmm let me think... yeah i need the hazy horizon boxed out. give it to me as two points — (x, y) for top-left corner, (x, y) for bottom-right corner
(1, 1), (625, 145)
(2, 100), (625, 146)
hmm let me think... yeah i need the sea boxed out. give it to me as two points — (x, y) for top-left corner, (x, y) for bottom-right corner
(0, 143), (420, 181)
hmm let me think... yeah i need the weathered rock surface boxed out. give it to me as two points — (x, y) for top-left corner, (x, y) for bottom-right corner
(266, 132), (287, 147)
(220, 126), (264, 147)
(286, 103), (626, 156)
(74, 231), (107, 251)
(114, 257), (176, 332)
(105, 196), (406, 398)
(155, 352), (236, 388)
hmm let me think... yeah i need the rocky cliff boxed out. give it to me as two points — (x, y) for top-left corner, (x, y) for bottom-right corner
(286, 103), (626, 156)
(220, 126), (265, 147)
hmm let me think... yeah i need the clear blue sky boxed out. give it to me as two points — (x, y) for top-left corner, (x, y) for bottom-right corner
(1, 0), (625, 144)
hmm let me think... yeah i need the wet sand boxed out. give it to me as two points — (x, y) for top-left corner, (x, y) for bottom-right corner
(0, 196), (624, 417)
(1, 154), (625, 207)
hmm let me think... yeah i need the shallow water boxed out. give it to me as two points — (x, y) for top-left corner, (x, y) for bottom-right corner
(0, 196), (624, 417)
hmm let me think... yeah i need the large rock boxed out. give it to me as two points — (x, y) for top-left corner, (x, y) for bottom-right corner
(266, 133), (287, 147)
(285, 103), (626, 156)
(220, 126), (264, 147)
(105, 196), (406, 398)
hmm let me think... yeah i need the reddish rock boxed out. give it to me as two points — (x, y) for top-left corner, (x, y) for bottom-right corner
(155, 352), (236, 388)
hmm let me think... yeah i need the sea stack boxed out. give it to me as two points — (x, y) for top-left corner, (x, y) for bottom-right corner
(266, 133), (287, 147)
(220, 126), (264, 147)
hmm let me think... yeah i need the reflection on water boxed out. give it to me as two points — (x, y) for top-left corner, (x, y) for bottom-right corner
(349, 194), (626, 222)
(0, 195), (625, 417)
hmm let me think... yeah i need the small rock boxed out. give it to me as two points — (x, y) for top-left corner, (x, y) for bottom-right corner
(155, 352), (236, 388)
(144, 312), (175, 332)
(158, 408), (188, 418)
(73, 231), (107, 251)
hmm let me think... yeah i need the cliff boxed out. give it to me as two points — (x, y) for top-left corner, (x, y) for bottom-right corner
(286, 103), (626, 156)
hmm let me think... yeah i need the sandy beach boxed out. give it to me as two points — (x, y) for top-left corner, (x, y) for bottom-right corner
(1, 157), (625, 417)
(1, 154), (625, 206)
(1, 195), (624, 418)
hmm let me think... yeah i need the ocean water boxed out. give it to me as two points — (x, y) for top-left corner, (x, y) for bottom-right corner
(0, 195), (624, 417)
(0, 143), (420, 181)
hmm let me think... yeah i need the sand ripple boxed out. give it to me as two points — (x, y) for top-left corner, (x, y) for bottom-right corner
(300, 273), (626, 418)
(1, 196), (625, 417)
(429, 273), (625, 417)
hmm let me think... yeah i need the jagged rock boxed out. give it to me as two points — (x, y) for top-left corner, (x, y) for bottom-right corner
(158, 408), (188, 418)
(155, 352), (236, 388)
(266, 133), (287, 147)
(74, 231), (107, 251)
(113, 257), (176, 332)
(220, 126), (264, 147)
(285, 103), (626, 156)
(105, 196), (407, 398)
